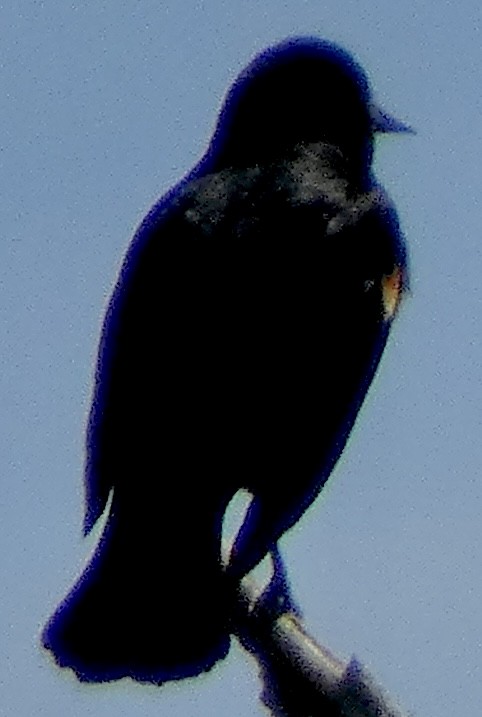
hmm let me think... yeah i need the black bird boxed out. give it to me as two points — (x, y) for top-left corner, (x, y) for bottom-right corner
(42, 37), (410, 684)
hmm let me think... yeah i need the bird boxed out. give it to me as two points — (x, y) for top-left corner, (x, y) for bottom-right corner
(42, 36), (411, 685)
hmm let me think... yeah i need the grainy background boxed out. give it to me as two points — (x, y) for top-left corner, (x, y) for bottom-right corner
(2, 2), (480, 715)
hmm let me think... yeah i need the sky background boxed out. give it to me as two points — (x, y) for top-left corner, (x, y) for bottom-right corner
(2, 1), (482, 715)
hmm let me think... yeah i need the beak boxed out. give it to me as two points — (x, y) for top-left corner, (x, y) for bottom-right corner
(370, 104), (415, 134)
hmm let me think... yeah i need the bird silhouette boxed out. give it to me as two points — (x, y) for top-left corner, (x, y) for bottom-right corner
(42, 36), (410, 684)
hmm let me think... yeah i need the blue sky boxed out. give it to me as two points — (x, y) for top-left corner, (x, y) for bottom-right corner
(2, 2), (482, 715)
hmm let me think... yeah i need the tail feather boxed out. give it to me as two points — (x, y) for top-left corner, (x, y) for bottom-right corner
(42, 509), (231, 683)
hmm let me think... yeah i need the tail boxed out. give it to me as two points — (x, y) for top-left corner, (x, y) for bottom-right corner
(42, 502), (231, 683)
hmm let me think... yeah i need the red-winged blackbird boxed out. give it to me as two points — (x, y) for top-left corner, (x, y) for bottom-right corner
(42, 36), (410, 684)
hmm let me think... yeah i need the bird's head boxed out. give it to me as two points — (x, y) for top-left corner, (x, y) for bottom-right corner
(208, 37), (412, 176)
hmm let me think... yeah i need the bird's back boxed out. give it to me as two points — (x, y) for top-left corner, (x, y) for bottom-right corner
(87, 140), (405, 573)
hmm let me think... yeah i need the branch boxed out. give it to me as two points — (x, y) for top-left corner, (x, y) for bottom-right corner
(233, 573), (409, 717)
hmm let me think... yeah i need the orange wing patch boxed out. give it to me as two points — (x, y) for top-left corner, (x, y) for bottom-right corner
(382, 265), (403, 320)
